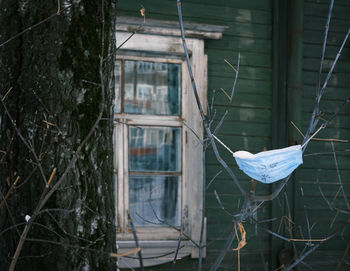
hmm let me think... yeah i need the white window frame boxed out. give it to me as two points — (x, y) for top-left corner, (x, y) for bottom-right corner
(114, 16), (225, 268)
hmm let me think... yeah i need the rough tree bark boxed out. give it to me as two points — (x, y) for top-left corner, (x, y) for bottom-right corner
(0, 1), (116, 270)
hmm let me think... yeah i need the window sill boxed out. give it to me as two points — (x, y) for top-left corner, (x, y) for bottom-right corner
(116, 227), (181, 241)
(116, 240), (196, 269)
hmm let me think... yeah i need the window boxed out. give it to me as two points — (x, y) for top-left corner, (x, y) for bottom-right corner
(115, 58), (183, 231)
(114, 16), (225, 268)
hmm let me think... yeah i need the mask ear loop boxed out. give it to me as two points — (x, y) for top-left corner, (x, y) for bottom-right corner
(301, 124), (325, 149)
(213, 125), (321, 155)
(212, 135), (236, 156)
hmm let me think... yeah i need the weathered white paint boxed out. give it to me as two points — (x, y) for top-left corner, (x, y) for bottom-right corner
(117, 16), (227, 40)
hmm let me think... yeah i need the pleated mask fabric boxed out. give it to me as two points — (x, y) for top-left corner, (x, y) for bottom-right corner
(233, 145), (303, 184)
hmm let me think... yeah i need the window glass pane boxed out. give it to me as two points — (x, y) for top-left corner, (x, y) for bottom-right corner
(115, 60), (121, 113)
(129, 176), (180, 227)
(129, 126), (181, 172)
(124, 60), (181, 115)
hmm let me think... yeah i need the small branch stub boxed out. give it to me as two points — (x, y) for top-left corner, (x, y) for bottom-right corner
(46, 168), (57, 188)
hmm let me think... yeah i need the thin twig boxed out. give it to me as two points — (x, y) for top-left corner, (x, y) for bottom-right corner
(301, 187), (312, 246)
(0, 176), (20, 209)
(206, 170), (222, 190)
(0, 97), (49, 186)
(110, 248), (141, 258)
(230, 53), (240, 100)
(318, 28), (350, 101)
(57, 0), (61, 15)
(138, 202), (201, 248)
(224, 59), (237, 73)
(0, 4), (74, 48)
(331, 141), (350, 209)
(177, 0), (245, 196)
(171, 220), (184, 270)
(316, 0), (334, 96)
(335, 239), (350, 271)
(214, 190), (236, 217)
(46, 168), (56, 188)
(128, 213), (144, 270)
(213, 110), (228, 136)
(210, 226), (236, 271)
(183, 121), (203, 145)
(284, 226), (344, 271)
(220, 88), (231, 101)
(1, 86), (13, 101)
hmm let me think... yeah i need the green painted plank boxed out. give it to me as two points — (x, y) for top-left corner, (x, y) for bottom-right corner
(205, 105), (272, 123)
(294, 185), (350, 199)
(209, 76), (272, 95)
(223, 21), (272, 39)
(302, 85), (349, 99)
(205, 165), (252, 182)
(209, 64), (272, 81)
(206, 235), (271, 251)
(302, 114), (350, 128)
(206, 181), (272, 198)
(303, 43), (350, 58)
(297, 168), (350, 181)
(303, 97), (350, 113)
(205, 37), (272, 54)
(294, 195), (350, 208)
(185, 0), (272, 11)
(118, 0), (272, 24)
(209, 120), (271, 137)
(208, 92), (272, 108)
(299, 127), (350, 141)
(304, 16), (350, 32)
(205, 208), (239, 223)
(208, 134), (270, 150)
(303, 71), (350, 88)
(207, 48), (272, 67)
(306, 0), (350, 7)
(206, 183), (245, 196)
(295, 215), (349, 231)
(303, 58), (350, 73)
(303, 155), (350, 169)
(303, 29), (350, 45)
(304, 2), (350, 19)
(301, 146), (350, 160)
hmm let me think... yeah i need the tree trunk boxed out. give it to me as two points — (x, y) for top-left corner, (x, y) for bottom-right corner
(0, 1), (116, 270)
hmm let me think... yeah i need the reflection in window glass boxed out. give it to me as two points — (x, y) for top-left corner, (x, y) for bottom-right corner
(124, 60), (181, 115)
(129, 176), (180, 226)
(115, 60), (121, 113)
(129, 126), (181, 172)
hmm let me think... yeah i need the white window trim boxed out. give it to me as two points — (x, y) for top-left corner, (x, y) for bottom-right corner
(114, 17), (226, 268)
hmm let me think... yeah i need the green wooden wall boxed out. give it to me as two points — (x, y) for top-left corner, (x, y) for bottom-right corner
(203, 1), (273, 270)
(117, 0), (350, 270)
(293, 0), (350, 270)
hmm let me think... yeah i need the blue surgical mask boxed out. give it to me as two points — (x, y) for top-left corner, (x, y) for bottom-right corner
(233, 145), (303, 184)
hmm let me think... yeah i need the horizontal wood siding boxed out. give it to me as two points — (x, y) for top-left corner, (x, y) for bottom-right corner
(118, 0), (274, 270)
(193, 0), (274, 269)
(296, 0), (350, 270)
